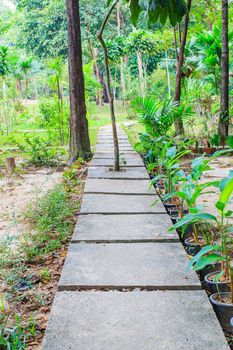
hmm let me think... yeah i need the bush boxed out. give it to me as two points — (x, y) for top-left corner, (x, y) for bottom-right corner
(19, 136), (64, 167)
(38, 97), (69, 145)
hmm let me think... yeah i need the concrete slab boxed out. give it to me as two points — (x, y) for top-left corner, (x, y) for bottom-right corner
(90, 157), (144, 167)
(96, 140), (131, 145)
(98, 131), (126, 136)
(88, 167), (149, 179)
(93, 152), (141, 159)
(72, 214), (178, 242)
(95, 146), (134, 152)
(58, 243), (200, 290)
(98, 135), (128, 141)
(42, 291), (229, 350)
(80, 194), (166, 214)
(84, 179), (155, 195)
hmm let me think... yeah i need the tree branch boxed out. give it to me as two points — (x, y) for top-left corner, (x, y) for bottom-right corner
(98, 0), (120, 40)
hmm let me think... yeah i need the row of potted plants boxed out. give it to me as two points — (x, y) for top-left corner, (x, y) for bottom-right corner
(148, 141), (233, 336)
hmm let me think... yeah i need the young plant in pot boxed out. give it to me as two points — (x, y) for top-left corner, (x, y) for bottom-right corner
(166, 155), (220, 249)
(184, 172), (233, 333)
(149, 144), (190, 209)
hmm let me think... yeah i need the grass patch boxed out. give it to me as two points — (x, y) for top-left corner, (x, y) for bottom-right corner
(0, 101), (130, 167)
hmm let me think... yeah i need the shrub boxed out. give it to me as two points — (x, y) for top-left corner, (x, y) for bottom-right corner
(38, 97), (69, 145)
(19, 136), (64, 167)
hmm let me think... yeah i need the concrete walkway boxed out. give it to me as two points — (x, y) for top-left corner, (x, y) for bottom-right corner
(42, 126), (229, 350)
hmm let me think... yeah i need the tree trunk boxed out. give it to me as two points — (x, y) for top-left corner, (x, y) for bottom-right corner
(33, 77), (38, 100)
(87, 15), (103, 107)
(56, 76), (64, 145)
(174, 0), (192, 136)
(100, 72), (109, 103)
(218, 0), (229, 145)
(66, 0), (91, 161)
(117, 2), (126, 105)
(165, 51), (171, 97)
(137, 50), (145, 97)
(98, 0), (120, 171)
(6, 157), (16, 175)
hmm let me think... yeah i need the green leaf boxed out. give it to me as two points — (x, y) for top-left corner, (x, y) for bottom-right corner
(130, 0), (141, 26)
(226, 136), (233, 148)
(186, 244), (220, 271)
(193, 254), (224, 271)
(169, 212), (218, 231)
(147, 163), (157, 171)
(149, 174), (163, 188)
(217, 177), (233, 212)
(225, 210), (233, 217)
(166, 146), (176, 159)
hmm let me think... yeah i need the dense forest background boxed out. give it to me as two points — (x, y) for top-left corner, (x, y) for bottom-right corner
(0, 0), (232, 163)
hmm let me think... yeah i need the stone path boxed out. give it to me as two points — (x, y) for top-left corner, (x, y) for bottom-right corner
(42, 126), (229, 350)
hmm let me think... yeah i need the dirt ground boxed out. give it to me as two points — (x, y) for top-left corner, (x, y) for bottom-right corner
(0, 167), (62, 241)
(197, 156), (233, 218)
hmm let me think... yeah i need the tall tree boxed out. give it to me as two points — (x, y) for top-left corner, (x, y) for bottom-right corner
(174, 0), (192, 136)
(66, 0), (91, 161)
(98, 0), (120, 171)
(218, 0), (229, 144)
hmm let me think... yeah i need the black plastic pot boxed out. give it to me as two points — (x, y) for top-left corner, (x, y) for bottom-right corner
(199, 263), (221, 282)
(163, 201), (177, 212)
(204, 271), (230, 294)
(175, 224), (193, 243)
(184, 237), (202, 256)
(168, 209), (189, 225)
(210, 292), (233, 334)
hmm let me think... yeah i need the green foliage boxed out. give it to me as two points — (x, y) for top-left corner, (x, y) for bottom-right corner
(39, 97), (69, 144)
(24, 184), (75, 260)
(210, 134), (220, 147)
(0, 314), (36, 350)
(16, 0), (68, 59)
(126, 0), (187, 26)
(133, 96), (193, 138)
(18, 136), (63, 167)
(126, 30), (157, 55)
(0, 46), (9, 77)
(63, 159), (85, 191)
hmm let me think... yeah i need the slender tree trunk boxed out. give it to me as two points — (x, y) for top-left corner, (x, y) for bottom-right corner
(33, 77), (38, 100)
(87, 15), (103, 107)
(218, 0), (229, 145)
(117, 2), (126, 105)
(25, 75), (29, 106)
(173, 27), (179, 62)
(174, 0), (192, 136)
(137, 51), (145, 97)
(165, 51), (171, 97)
(66, 0), (91, 161)
(98, 0), (120, 171)
(90, 42), (103, 106)
(56, 76), (64, 145)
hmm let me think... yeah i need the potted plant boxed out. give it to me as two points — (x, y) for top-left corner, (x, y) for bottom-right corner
(165, 154), (220, 249)
(149, 143), (190, 210)
(175, 172), (233, 333)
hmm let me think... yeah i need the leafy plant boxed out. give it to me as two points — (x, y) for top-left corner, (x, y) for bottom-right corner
(18, 136), (63, 167)
(133, 96), (193, 138)
(149, 140), (190, 194)
(181, 171), (233, 303)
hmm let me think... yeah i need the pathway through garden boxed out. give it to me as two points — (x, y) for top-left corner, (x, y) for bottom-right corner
(42, 126), (229, 350)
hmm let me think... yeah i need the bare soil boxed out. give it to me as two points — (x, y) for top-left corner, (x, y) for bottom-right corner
(198, 157), (233, 219)
(0, 167), (62, 241)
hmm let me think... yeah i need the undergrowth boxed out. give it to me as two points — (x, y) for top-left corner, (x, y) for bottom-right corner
(0, 160), (86, 349)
